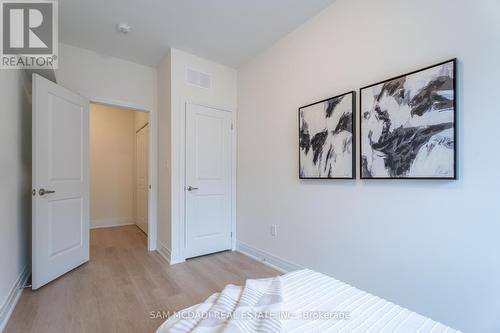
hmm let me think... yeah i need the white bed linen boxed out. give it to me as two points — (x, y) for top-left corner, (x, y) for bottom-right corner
(157, 269), (461, 333)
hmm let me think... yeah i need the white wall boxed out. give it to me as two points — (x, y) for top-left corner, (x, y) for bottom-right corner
(237, 0), (500, 332)
(157, 52), (172, 257)
(56, 43), (157, 111)
(0, 70), (31, 330)
(56, 43), (159, 249)
(90, 104), (136, 228)
(157, 48), (238, 262)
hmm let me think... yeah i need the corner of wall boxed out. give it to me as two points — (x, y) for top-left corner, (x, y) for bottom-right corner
(0, 267), (30, 332)
(157, 51), (173, 255)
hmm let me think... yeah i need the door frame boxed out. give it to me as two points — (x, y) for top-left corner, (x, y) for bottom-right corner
(135, 122), (150, 235)
(178, 102), (237, 261)
(90, 97), (157, 251)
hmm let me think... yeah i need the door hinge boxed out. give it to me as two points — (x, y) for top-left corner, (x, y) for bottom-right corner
(230, 232), (233, 238)
(231, 123), (234, 130)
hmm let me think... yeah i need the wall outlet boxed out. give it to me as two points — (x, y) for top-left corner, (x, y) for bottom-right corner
(271, 224), (278, 237)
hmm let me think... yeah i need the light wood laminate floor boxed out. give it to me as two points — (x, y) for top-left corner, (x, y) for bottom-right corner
(5, 225), (279, 333)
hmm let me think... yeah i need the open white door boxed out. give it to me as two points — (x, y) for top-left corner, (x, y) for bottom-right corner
(32, 74), (90, 290)
(185, 104), (232, 259)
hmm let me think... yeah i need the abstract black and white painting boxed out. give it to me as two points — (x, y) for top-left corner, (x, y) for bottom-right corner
(360, 59), (456, 179)
(299, 91), (355, 179)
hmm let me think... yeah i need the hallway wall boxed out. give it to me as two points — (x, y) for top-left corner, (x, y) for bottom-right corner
(90, 104), (136, 228)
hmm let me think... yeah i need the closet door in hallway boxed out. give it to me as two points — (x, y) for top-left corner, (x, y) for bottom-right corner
(135, 123), (149, 234)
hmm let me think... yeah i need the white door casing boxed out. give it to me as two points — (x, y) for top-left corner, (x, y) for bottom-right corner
(32, 74), (90, 290)
(136, 123), (149, 234)
(91, 98), (156, 252)
(185, 104), (232, 258)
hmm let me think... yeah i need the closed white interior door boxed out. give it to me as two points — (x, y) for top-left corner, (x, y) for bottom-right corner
(185, 104), (232, 258)
(32, 74), (90, 290)
(135, 123), (149, 234)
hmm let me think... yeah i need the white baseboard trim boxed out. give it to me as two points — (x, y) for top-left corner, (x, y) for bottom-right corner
(0, 267), (30, 333)
(90, 217), (135, 229)
(236, 241), (303, 273)
(156, 243), (186, 265)
(157, 242), (172, 264)
(169, 256), (186, 265)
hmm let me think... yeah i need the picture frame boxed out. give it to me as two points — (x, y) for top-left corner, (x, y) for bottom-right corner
(299, 91), (356, 179)
(360, 59), (457, 180)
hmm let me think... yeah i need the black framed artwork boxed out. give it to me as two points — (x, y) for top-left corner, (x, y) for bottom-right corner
(360, 59), (457, 179)
(299, 91), (355, 179)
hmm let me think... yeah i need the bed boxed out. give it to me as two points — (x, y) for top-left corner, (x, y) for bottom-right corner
(157, 269), (461, 333)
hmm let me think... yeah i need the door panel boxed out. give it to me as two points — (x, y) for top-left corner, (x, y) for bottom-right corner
(193, 195), (225, 237)
(48, 96), (83, 180)
(48, 198), (83, 258)
(196, 116), (223, 180)
(32, 74), (89, 290)
(185, 104), (232, 259)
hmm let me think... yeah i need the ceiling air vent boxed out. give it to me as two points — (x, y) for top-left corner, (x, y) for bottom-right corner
(186, 67), (211, 89)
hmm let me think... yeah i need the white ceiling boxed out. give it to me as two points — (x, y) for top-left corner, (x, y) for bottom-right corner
(59, 0), (335, 68)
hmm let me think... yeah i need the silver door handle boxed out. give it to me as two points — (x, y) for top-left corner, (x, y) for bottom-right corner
(186, 186), (199, 191)
(39, 188), (56, 196)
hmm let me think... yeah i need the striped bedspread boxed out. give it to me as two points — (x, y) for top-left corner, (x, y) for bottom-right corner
(157, 269), (461, 333)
